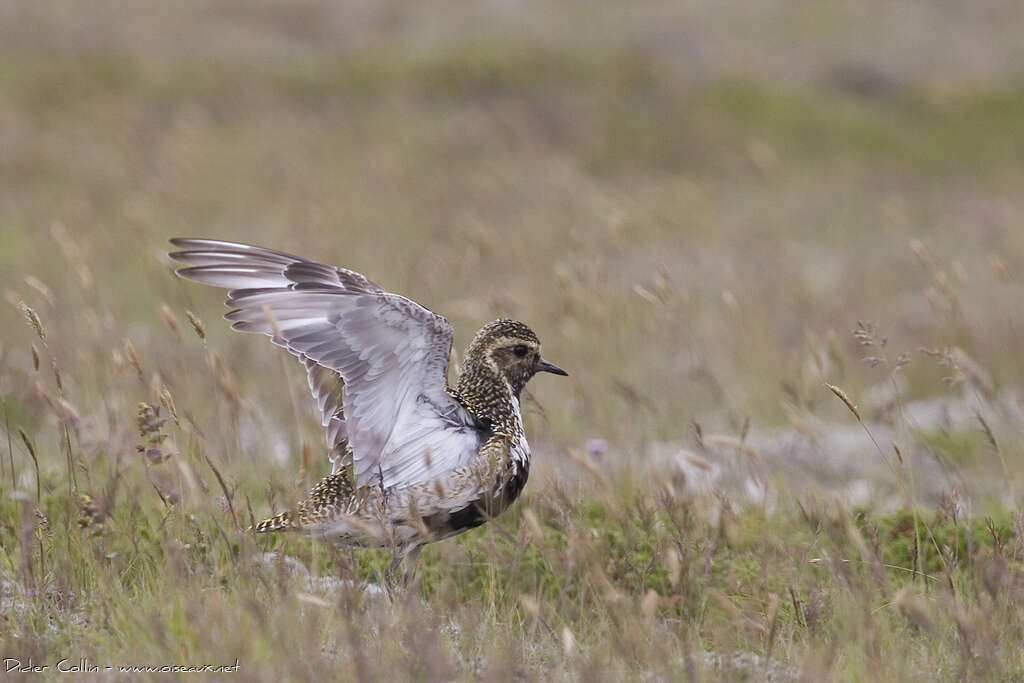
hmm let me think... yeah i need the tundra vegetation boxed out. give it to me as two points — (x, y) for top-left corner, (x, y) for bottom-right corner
(1, 1), (1023, 680)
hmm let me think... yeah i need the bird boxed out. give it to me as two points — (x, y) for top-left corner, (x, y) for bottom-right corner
(168, 238), (567, 585)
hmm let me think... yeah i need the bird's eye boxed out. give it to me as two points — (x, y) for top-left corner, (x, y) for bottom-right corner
(512, 345), (529, 358)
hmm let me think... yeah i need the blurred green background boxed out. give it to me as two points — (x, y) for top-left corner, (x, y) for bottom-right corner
(3, 0), (1022, 458)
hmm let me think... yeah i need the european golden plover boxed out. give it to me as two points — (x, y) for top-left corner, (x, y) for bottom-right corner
(169, 238), (566, 582)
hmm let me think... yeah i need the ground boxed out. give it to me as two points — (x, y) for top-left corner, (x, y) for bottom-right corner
(1, 1), (1024, 680)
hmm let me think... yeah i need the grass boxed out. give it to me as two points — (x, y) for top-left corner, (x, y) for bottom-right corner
(2, 1), (1024, 680)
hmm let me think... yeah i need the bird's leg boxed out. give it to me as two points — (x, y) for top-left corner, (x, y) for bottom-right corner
(385, 551), (402, 593)
(384, 544), (423, 600)
(402, 544), (423, 586)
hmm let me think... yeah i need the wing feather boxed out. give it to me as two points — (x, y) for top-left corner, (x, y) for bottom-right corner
(169, 238), (481, 487)
(300, 356), (349, 471)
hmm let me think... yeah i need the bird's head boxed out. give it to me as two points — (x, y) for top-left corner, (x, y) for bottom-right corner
(465, 319), (568, 397)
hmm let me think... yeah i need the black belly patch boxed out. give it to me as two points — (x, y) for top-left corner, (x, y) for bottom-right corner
(431, 501), (487, 534)
(503, 461), (530, 504)
(423, 461), (531, 537)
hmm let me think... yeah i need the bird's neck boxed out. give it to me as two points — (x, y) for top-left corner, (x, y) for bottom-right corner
(453, 358), (523, 436)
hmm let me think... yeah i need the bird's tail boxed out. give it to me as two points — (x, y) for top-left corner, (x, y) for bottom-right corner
(252, 511), (297, 533)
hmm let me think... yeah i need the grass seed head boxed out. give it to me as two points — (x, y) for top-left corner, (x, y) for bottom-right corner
(23, 275), (55, 307)
(18, 301), (46, 342)
(988, 254), (1011, 281)
(159, 303), (182, 340)
(159, 386), (179, 425)
(34, 506), (52, 538)
(521, 507), (544, 540)
(185, 310), (206, 340)
(124, 338), (143, 381)
(825, 383), (860, 421)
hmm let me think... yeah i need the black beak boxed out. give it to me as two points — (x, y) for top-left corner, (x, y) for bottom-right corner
(537, 358), (569, 376)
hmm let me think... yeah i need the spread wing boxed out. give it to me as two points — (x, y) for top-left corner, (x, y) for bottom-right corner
(169, 238), (482, 488)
